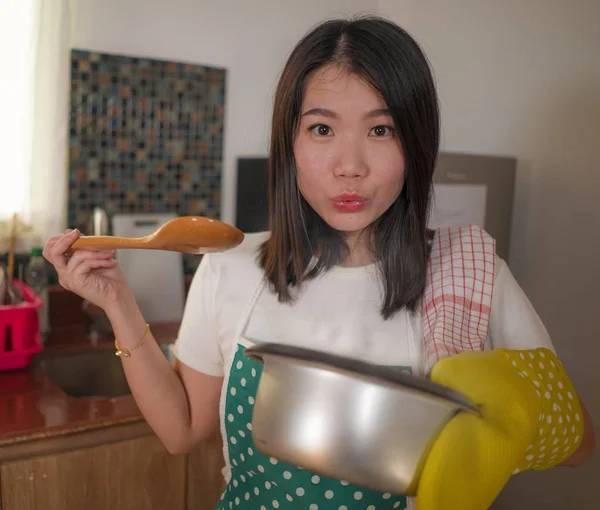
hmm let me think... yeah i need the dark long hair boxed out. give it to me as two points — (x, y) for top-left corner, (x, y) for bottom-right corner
(259, 15), (440, 319)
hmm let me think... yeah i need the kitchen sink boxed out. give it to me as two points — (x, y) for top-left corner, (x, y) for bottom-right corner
(37, 343), (175, 399)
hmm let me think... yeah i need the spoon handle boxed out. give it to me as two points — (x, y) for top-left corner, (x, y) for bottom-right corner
(69, 235), (151, 252)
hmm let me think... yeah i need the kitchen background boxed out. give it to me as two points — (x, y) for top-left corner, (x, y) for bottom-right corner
(0, 1), (598, 509)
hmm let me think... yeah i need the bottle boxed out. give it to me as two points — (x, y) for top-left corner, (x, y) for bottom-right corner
(25, 247), (50, 343)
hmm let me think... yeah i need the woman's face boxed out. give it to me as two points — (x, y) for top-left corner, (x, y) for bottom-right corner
(294, 65), (405, 238)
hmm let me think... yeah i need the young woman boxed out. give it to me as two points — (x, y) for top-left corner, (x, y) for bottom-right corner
(44, 15), (594, 510)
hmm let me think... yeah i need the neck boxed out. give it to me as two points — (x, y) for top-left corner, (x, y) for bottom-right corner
(342, 230), (373, 267)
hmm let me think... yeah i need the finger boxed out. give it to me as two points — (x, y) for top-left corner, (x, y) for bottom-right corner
(64, 250), (115, 276)
(43, 230), (74, 255)
(48, 229), (81, 271)
(43, 236), (62, 260)
(44, 236), (69, 271)
(72, 258), (118, 277)
(68, 249), (115, 263)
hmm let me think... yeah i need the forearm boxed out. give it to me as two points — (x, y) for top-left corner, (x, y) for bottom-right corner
(106, 296), (195, 454)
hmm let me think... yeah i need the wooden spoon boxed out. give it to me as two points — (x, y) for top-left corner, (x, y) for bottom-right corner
(69, 216), (244, 255)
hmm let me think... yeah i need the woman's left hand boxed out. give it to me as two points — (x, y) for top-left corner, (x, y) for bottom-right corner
(417, 348), (586, 510)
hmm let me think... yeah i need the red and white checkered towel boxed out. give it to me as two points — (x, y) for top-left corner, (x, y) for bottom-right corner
(422, 225), (496, 374)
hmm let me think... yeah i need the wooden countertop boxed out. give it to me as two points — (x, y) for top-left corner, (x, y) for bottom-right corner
(0, 323), (179, 448)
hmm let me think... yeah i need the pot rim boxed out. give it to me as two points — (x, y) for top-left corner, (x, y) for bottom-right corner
(244, 342), (480, 415)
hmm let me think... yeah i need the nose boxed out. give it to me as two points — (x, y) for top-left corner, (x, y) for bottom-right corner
(332, 137), (368, 179)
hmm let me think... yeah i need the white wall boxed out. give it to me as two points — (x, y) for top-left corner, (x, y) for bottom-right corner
(73, 1), (599, 507)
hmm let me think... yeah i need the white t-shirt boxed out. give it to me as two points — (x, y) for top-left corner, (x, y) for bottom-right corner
(175, 231), (555, 378)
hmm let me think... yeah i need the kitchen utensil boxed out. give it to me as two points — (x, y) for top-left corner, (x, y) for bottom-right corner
(244, 343), (480, 496)
(6, 213), (17, 279)
(5, 214), (24, 305)
(69, 216), (244, 254)
(111, 213), (186, 324)
(4, 276), (20, 306)
(0, 264), (7, 305)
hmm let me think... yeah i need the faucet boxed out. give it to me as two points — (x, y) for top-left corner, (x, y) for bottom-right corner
(83, 206), (110, 344)
(91, 206), (109, 236)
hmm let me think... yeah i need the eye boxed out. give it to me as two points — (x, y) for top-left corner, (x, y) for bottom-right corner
(309, 124), (334, 137)
(369, 125), (395, 137)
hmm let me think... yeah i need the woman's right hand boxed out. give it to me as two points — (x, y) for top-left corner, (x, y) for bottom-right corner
(43, 229), (133, 315)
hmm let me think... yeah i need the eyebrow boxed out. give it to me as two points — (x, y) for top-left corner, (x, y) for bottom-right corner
(301, 107), (391, 120)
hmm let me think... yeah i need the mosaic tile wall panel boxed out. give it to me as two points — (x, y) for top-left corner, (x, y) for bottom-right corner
(68, 49), (226, 272)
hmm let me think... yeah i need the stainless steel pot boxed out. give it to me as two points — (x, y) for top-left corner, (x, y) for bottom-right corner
(244, 343), (480, 496)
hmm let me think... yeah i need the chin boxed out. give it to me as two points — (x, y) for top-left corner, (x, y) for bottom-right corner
(320, 212), (374, 235)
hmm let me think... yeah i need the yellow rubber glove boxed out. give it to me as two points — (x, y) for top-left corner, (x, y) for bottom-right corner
(417, 348), (584, 510)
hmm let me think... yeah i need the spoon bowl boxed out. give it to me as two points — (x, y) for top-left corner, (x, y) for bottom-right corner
(69, 216), (244, 254)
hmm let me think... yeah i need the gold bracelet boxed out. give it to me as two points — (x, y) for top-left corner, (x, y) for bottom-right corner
(115, 324), (150, 357)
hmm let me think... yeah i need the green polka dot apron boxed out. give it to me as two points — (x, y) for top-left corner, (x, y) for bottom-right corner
(215, 279), (409, 510)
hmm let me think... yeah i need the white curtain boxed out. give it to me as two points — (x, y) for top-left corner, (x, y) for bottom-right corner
(0, 0), (72, 251)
